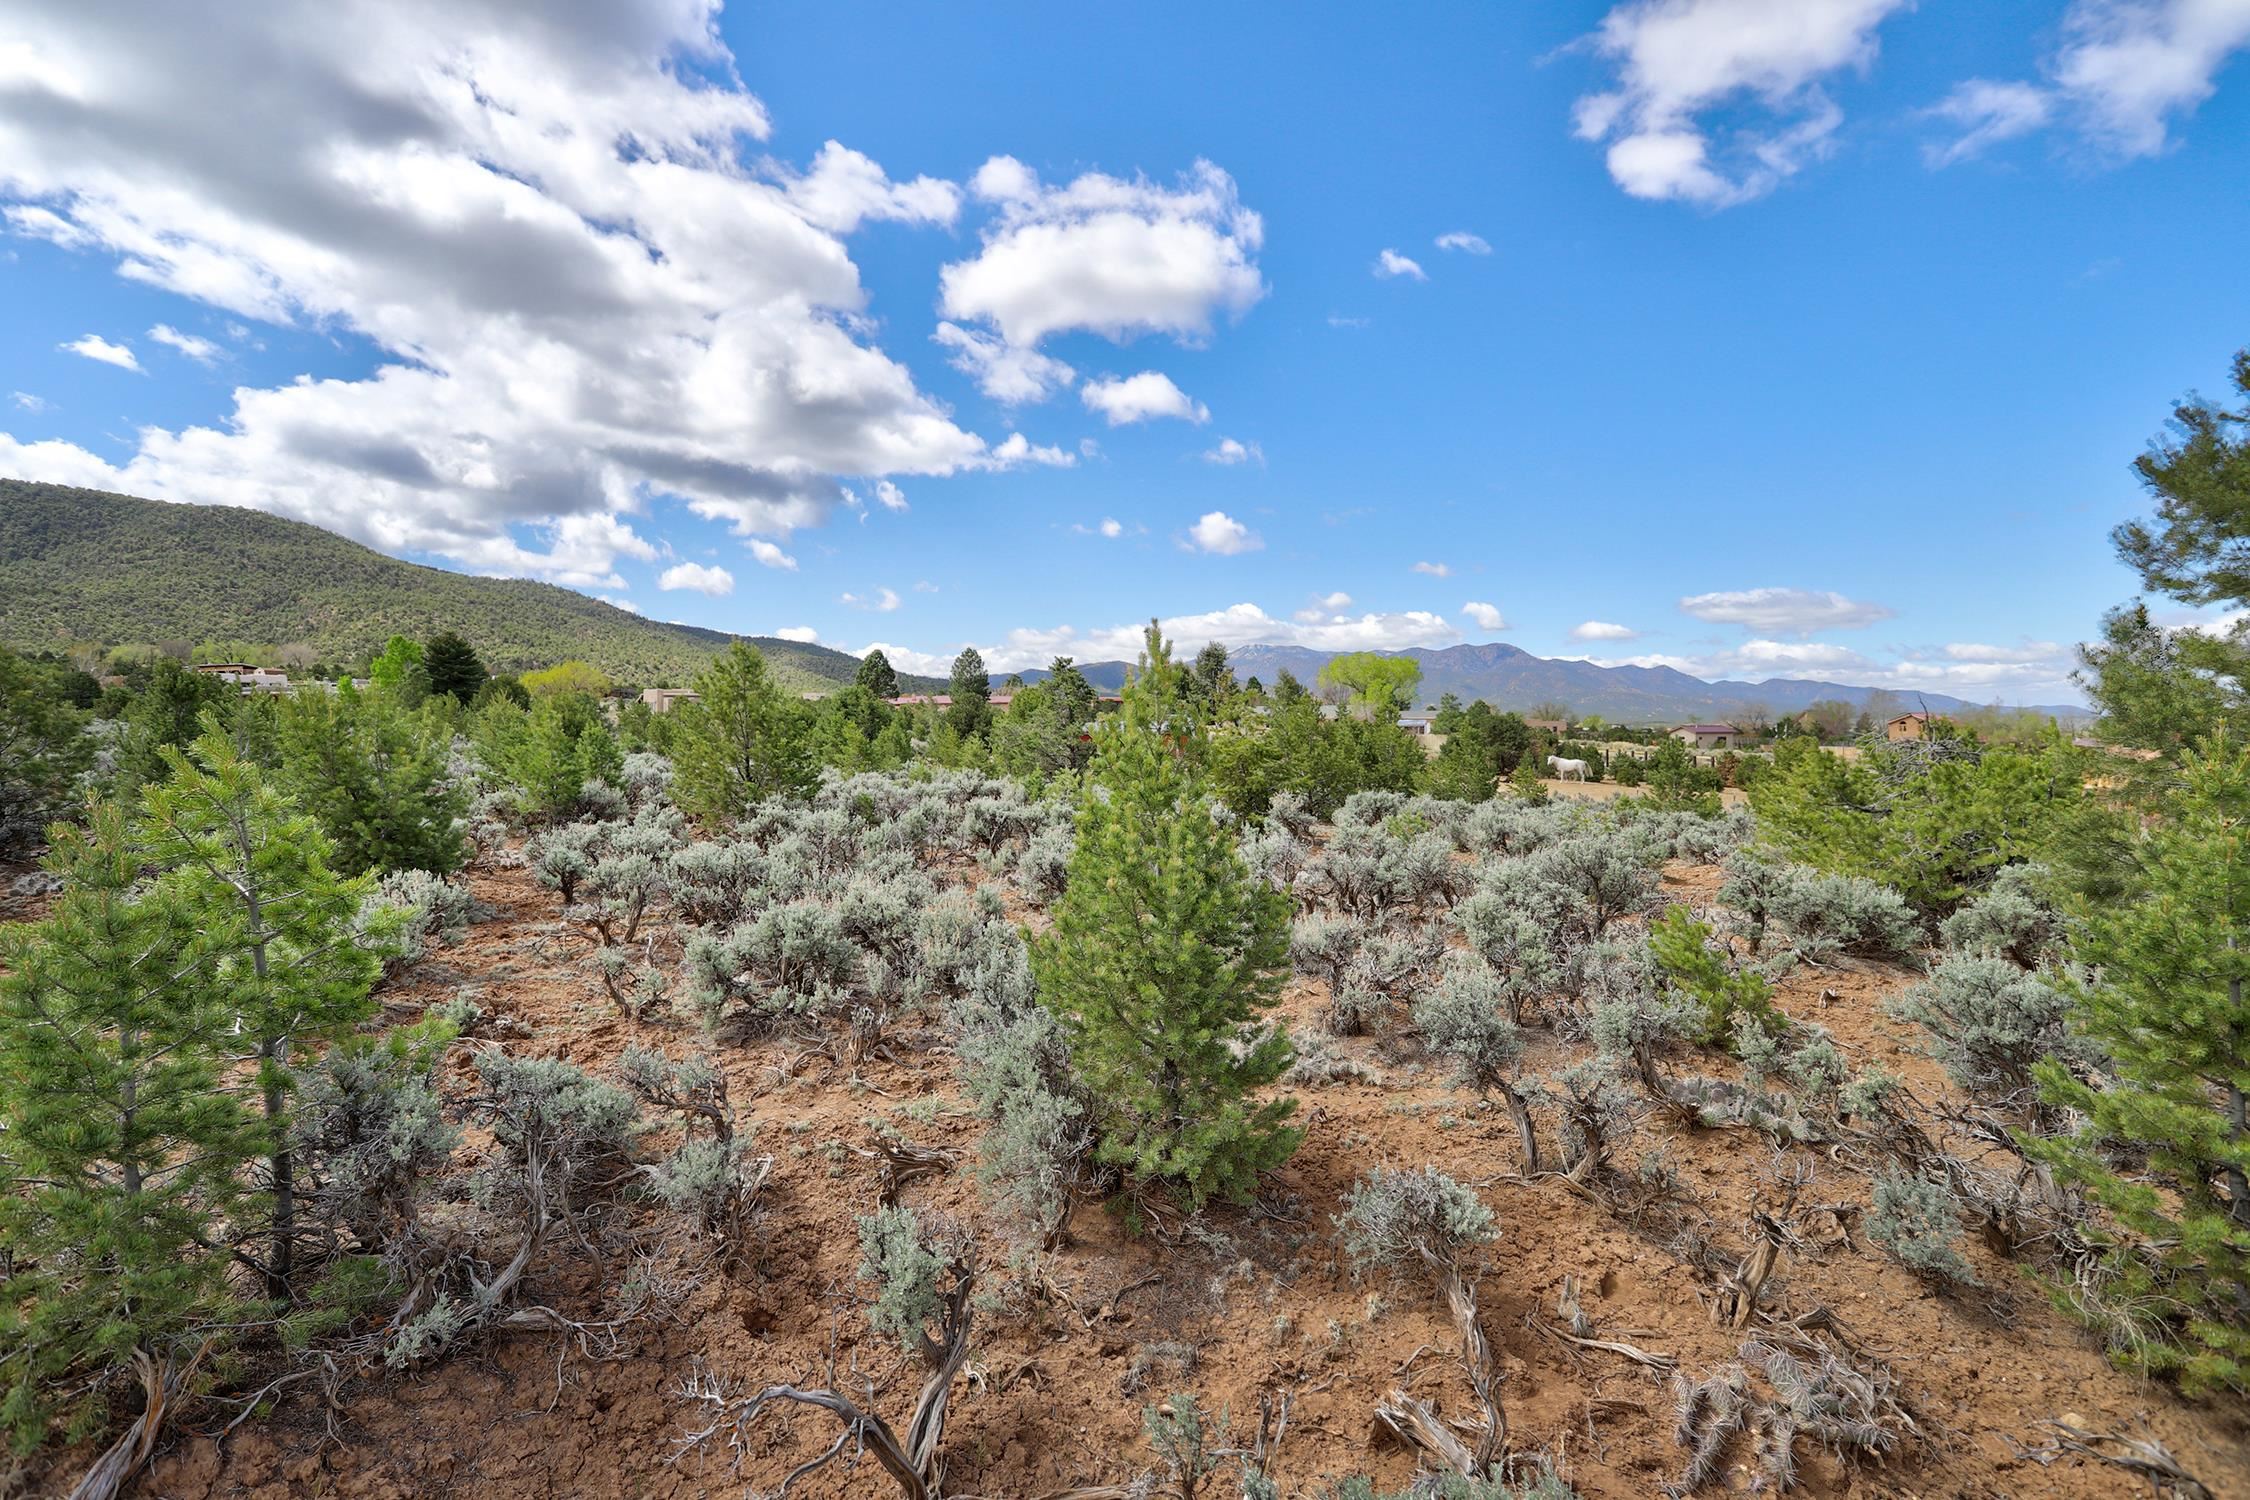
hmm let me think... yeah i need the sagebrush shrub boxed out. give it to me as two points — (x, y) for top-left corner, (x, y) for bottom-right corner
(1888, 954), (2095, 1108)
(857, 1205), (970, 1353)
(1412, 957), (1524, 1096)
(376, 868), (472, 957)
(1015, 821), (1075, 904)
(1335, 1165), (1495, 1274)
(1290, 912), (1364, 990)
(1768, 863), (1921, 960)
(1526, 831), (1659, 936)
(666, 839), (765, 927)
(1868, 1171), (1978, 1286)
(1937, 862), (2063, 967)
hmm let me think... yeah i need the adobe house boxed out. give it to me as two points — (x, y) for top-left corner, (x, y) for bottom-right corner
(1885, 711), (1934, 742)
(639, 687), (701, 714)
(194, 663), (291, 694)
(1667, 722), (1741, 751)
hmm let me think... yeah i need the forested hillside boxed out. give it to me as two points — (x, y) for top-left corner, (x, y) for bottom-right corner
(0, 481), (909, 688)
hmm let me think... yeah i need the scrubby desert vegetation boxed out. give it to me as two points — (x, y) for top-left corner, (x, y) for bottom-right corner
(7, 355), (2250, 1498)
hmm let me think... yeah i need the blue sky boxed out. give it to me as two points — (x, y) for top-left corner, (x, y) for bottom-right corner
(5, 1), (2250, 701)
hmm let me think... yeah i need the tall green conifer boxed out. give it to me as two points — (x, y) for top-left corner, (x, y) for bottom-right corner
(0, 806), (259, 1448)
(2031, 732), (2250, 1391)
(1031, 625), (1298, 1208)
(139, 719), (388, 1297)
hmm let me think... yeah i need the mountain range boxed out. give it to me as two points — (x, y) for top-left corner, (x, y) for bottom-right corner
(0, 482), (936, 692)
(4, 481), (2083, 722)
(1021, 641), (2085, 726)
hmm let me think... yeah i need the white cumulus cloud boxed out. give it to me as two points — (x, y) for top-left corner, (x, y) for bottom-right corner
(1412, 560), (1451, 578)
(1461, 601), (1508, 630)
(748, 539), (799, 572)
(148, 324), (221, 363)
(1374, 248), (1427, 280)
(931, 320), (1075, 405)
(939, 156), (1265, 349)
(1678, 586), (1894, 635)
(985, 431), (1077, 467)
(1570, 619), (1641, 641)
(1926, 1), (2250, 165)
(1080, 371), (1209, 426)
(775, 139), (960, 233)
(1203, 436), (1263, 465)
(60, 334), (140, 370)
(775, 625), (821, 643)
(1572, 0), (1911, 206)
(658, 562), (735, 596)
(841, 587), (902, 612)
(1186, 510), (1261, 555)
(0, 0), (1009, 589)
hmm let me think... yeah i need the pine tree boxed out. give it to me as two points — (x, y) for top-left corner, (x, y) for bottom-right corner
(422, 630), (488, 703)
(855, 648), (900, 701)
(0, 647), (91, 857)
(275, 682), (465, 875)
(2029, 731), (2250, 1391)
(0, 805), (260, 1449)
(1031, 625), (1299, 1208)
(671, 642), (817, 822)
(139, 719), (388, 1298)
(948, 646), (992, 738)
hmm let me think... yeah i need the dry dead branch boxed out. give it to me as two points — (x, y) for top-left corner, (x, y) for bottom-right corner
(64, 1343), (207, 1500)
(1712, 1215), (1783, 1329)
(1374, 1387), (1482, 1477)
(856, 1139), (960, 1206)
(2005, 1419), (2215, 1500)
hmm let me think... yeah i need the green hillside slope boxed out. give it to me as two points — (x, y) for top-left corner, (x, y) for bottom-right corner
(0, 481), (911, 689)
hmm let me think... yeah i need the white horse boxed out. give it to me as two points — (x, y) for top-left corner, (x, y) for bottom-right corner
(1546, 755), (1588, 782)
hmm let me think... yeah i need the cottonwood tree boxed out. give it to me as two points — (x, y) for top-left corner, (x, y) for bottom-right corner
(139, 721), (388, 1297)
(0, 806), (260, 1450)
(1031, 625), (1300, 1208)
(1319, 651), (1421, 716)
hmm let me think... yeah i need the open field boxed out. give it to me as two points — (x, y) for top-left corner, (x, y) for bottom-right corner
(83, 811), (2240, 1500)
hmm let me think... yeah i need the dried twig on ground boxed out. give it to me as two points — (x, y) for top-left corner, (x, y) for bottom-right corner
(2006, 1419), (2215, 1500)
(1712, 1215), (1783, 1328)
(65, 1344), (207, 1500)
(1374, 1387), (1483, 1477)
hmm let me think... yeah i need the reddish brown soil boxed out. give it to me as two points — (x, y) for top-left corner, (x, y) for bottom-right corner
(81, 851), (2250, 1499)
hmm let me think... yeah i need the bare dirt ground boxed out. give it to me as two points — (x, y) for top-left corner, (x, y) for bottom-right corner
(46, 847), (2247, 1500)
(1536, 778), (1751, 811)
